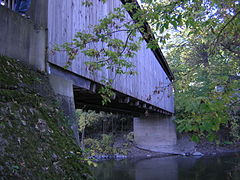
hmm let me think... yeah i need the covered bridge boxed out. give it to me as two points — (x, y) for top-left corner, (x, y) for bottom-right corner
(0, 0), (176, 152)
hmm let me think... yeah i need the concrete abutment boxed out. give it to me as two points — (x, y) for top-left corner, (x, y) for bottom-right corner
(49, 75), (80, 146)
(134, 114), (177, 153)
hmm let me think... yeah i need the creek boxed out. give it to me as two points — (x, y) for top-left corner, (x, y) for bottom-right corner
(93, 152), (240, 180)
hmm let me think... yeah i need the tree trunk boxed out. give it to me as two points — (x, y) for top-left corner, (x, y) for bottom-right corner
(81, 127), (85, 150)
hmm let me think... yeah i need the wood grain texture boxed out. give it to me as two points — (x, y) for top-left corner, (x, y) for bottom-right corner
(48, 0), (174, 113)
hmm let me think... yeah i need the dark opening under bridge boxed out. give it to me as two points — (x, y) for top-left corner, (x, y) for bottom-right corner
(0, 0), (177, 152)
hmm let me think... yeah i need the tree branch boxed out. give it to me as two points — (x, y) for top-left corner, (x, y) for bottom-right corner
(215, 10), (240, 43)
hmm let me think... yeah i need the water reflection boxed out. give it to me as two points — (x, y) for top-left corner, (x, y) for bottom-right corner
(135, 157), (178, 180)
(93, 153), (240, 180)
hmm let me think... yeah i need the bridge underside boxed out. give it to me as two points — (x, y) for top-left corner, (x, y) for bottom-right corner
(49, 63), (172, 116)
(49, 65), (177, 152)
(74, 88), (171, 116)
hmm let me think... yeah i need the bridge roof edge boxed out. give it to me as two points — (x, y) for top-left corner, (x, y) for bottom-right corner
(121, 0), (175, 81)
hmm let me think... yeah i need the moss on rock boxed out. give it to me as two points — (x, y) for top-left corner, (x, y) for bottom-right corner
(0, 56), (92, 179)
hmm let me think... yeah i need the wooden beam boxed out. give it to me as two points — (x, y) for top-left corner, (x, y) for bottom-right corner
(90, 82), (97, 93)
(142, 103), (147, 109)
(118, 98), (123, 103)
(135, 101), (140, 106)
(110, 93), (116, 100)
(124, 97), (130, 103)
(75, 102), (140, 115)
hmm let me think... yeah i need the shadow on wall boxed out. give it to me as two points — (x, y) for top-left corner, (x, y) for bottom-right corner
(0, 0), (47, 71)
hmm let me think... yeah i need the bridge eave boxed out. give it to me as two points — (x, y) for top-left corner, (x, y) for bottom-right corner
(121, 0), (175, 81)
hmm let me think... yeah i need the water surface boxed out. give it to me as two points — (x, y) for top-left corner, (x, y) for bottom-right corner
(93, 153), (240, 180)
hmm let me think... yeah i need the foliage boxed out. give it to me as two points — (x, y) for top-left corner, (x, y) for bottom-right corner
(76, 109), (132, 148)
(83, 134), (127, 156)
(125, 131), (134, 142)
(76, 109), (132, 156)
(77, 109), (101, 134)
(163, 0), (240, 142)
(98, 79), (116, 105)
(77, 109), (104, 148)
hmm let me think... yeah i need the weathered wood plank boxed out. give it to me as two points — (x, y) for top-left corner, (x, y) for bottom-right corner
(48, 0), (174, 113)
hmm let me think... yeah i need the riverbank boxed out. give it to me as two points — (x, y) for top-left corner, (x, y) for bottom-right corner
(0, 56), (91, 179)
(87, 133), (240, 161)
(196, 140), (240, 155)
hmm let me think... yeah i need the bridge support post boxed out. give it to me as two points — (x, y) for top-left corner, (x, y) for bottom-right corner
(134, 114), (177, 153)
(49, 75), (80, 146)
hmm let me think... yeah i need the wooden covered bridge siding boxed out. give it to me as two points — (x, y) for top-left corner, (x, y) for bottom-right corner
(48, 0), (174, 114)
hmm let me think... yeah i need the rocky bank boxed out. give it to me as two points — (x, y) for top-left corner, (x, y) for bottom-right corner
(0, 56), (91, 179)
(88, 133), (240, 161)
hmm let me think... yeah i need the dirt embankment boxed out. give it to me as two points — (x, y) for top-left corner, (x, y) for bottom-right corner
(0, 56), (91, 179)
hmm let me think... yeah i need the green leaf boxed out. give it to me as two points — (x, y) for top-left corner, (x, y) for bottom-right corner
(191, 135), (200, 142)
(207, 133), (216, 142)
(171, 21), (178, 29)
